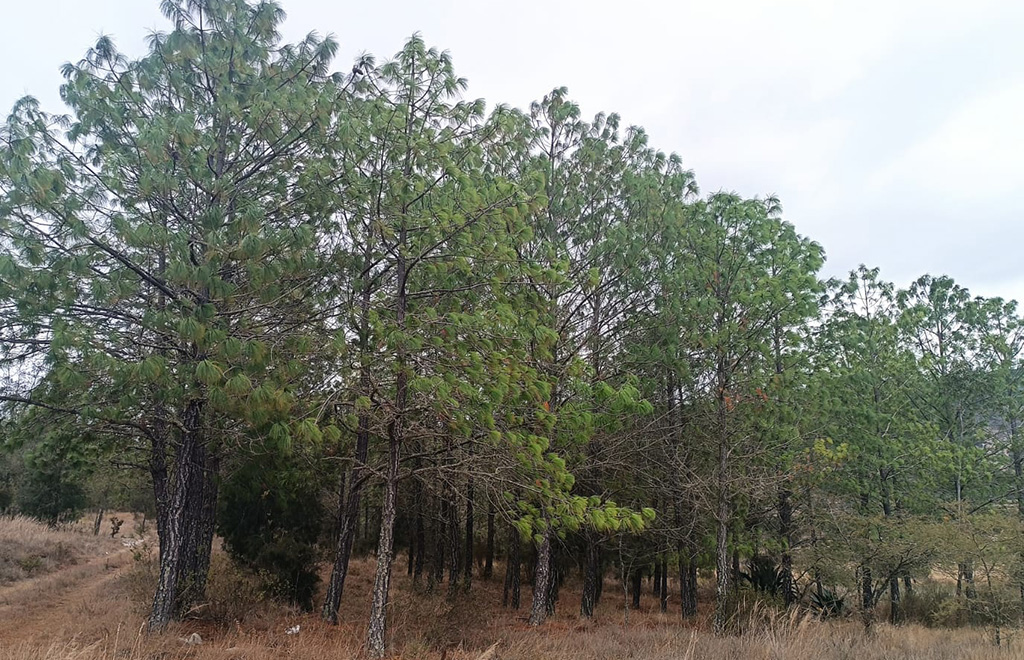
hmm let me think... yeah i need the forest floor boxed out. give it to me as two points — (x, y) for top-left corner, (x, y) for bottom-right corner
(0, 524), (1020, 660)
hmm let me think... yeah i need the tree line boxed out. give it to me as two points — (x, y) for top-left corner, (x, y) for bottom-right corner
(2, 1), (1023, 656)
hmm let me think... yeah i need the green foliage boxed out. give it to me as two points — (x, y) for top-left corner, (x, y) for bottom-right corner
(217, 453), (324, 611)
(810, 587), (845, 618)
(17, 458), (87, 527)
(741, 555), (793, 600)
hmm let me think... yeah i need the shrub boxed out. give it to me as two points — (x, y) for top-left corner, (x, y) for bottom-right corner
(810, 586), (845, 618)
(16, 462), (87, 527)
(217, 454), (324, 611)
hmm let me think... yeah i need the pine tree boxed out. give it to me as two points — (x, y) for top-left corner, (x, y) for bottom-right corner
(0, 0), (346, 630)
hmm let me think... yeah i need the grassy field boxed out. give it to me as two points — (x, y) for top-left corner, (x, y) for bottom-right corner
(0, 516), (1020, 659)
(0, 514), (126, 585)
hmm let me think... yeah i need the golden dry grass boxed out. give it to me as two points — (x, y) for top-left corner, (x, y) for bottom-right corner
(0, 514), (124, 585)
(1, 542), (1022, 660)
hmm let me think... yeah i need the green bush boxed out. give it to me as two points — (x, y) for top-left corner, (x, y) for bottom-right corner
(217, 454), (324, 610)
(17, 461), (87, 527)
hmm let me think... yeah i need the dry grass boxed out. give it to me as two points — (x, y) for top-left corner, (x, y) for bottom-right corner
(2, 548), (1023, 660)
(0, 514), (123, 585)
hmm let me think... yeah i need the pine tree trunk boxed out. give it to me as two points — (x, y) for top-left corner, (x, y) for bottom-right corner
(323, 434), (368, 624)
(503, 525), (521, 609)
(528, 529), (552, 625)
(680, 550), (698, 618)
(581, 536), (600, 618)
(365, 430), (399, 658)
(148, 399), (203, 632)
(545, 545), (559, 616)
(659, 556), (668, 613)
(889, 574), (901, 625)
(464, 476), (474, 590)
(1013, 429), (1024, 611)
(447, 494), (461, 598)
(413, 492), (425, 585)
(631, 568), (642, 610)
(484, 506), (495, 579)
(407, 508), (416, 578)
(150, 416), (170, 566)
(675, 496), (699, 619)
(323, 469), (348, 620)
(365, 228), (409, 659)
(778, 486), (795, 606)
(93, 509), (104, 536)
(653, 557), (662, 596)
(365, 423), (399, 657)
(322, 453), (368, 622)
(861, 565), (874, 611)
(175, 449), (218, 616)
(731, 546), (740, 593)
(713, 414), (730, 633)
(430, 497), (445, 592)
(712, 354), (730, 635)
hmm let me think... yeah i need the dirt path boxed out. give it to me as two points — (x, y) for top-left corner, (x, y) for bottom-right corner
(0, 545), (137, 644)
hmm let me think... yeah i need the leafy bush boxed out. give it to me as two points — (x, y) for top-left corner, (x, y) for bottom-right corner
(217, 454), (324, 610)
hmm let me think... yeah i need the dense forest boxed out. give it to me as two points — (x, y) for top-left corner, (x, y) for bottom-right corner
(1, 1), (1023, 657)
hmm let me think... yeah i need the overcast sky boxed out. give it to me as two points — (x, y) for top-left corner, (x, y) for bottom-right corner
(2, 0), (1022, 302)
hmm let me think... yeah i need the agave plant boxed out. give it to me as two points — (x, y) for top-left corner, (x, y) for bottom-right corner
(810, 586), (845, 618)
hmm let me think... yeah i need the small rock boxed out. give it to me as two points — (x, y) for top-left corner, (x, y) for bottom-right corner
(285, 624), (301, 635)
(182, 632), (203, 646)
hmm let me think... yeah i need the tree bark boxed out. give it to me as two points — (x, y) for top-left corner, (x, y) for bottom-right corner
(175, 448), (218, 616)
(713, 410), (730, 634)
(1012, 419), (1024, 610)
(671, 381), (698, 619)
(581, 536), (600, 618)
(464, 476), (474, 590)
(889, 574), (901, 625)
(429, 497), (445, 592)
(680, 547), (698, 618)
(407, 499), (416, 578)
(631, 568), (642, 610)
(148, 399), (204, 632)
(503, 525), (521, 609)
(447, 494), (462, 598)
(861, 565), (874, 611)
(659, 555), (668, 613)
(712, 352), (731, 635)
(484, 505), (495, 579)
(365, 426), (400, 658)
(545, 544), (560, 616)
(150, 415), (170, 566)
(528, 529), (552, 625)
(778, 486), (795, 606)
(413, 489), (425, 585)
